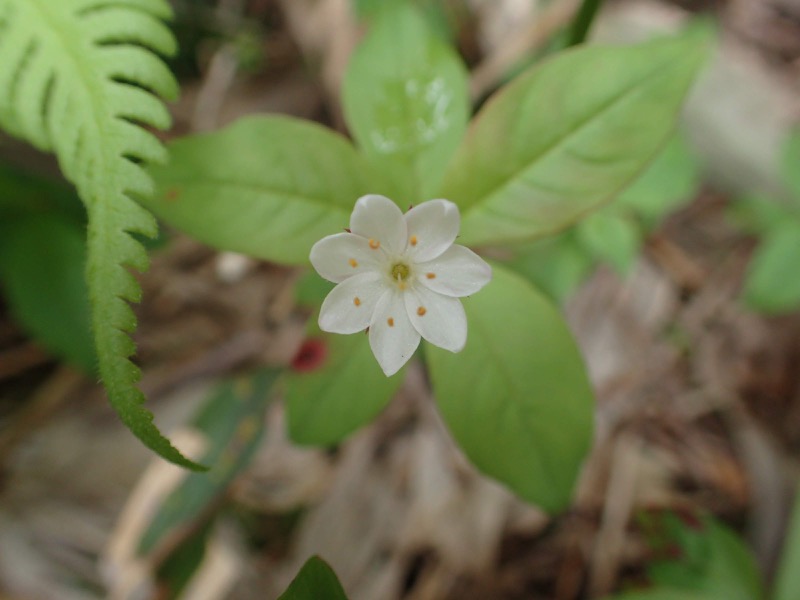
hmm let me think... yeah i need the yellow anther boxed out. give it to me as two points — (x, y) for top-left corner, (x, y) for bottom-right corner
(354, 297), (361, 306)
(426, 272), (436, 279)
(410, 235), (418, 246)
(387, 317), (394, 327)
(369, 238), (380, 249)
(348, 258), (358, 268)
(417, 306), (426, 316)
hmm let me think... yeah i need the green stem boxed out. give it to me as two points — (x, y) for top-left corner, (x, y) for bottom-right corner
(566, 0), (604, 47)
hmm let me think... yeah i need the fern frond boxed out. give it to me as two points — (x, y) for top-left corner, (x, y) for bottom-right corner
(0, 0), (202, 470)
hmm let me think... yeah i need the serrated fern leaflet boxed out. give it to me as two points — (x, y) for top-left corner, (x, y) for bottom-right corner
(0, 0), (203, 470)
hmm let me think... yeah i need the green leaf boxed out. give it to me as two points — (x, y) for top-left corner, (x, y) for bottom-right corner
(0, 214), (95, 372)
(278, 556), (349, 600)
(643, 513), (764, 600)
(615, 132), (700, 227)
(728, 195), (794, 236)
(742, 222), (800, 314)
(285, 321), (405, 446)
(439, 31), (710, 247)
(145, 116), (394, 265)
(506, 234), (594, 304)
(603, 590), (712, 600)
(782, 129), (800, 200)
(0, 164), (86, 224)
(773, 489), (800, 600)
(294, 270), (335, 308)
(155, 521), (213, 600)
(342, 2), (469, 198)
(353, 0), (455, 41)
(139, 370), (278, 554)
(0, 0), (200, 468)
(576, 212), (641, 275)
(426, 264), (594, 511)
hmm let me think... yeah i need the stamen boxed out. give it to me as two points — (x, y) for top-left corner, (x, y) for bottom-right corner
(387, 317), (394, 327)
(369, 238), (380, 249)
(417, 306), (426, 316)
(348, 258), (358, 268)
(426, 272), (436, 279)
(410, 235), (418, 246)
(354, 297), (361, 306)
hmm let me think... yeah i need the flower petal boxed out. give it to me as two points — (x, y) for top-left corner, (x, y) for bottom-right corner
(310, 232), (382, 283)
(416, 245), (492, 297)
(405, 286), (467, 352)
(404, 199), (460, 262)
(369, 289), (420, 376)
(350, 194), (407, 255)
(319, 272), (384, 334)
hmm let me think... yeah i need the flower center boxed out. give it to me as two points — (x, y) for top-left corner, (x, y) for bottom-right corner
(390, 262), (411, 282)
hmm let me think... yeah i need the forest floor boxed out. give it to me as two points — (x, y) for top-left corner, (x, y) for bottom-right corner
(3, 0), (800, 599)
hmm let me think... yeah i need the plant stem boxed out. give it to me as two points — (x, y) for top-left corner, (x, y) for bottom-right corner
(566, 0), (604, 47)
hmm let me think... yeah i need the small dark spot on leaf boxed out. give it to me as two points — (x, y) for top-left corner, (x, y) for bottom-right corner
(164, 188), (181, 201)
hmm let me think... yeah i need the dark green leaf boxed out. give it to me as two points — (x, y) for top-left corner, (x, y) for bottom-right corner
(278, 556), (349, 600)
(285, 321), (404, 446)
(0, 214), (95, 372)
(294, 270), (335, 309)
(603, 590), (712, 600)
(642, 513), (764, 600)
(138, 370), (279, 554)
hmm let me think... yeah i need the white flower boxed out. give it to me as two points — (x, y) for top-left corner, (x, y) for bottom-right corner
(310, 194), (492, 376)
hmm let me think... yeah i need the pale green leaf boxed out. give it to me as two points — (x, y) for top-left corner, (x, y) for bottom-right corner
(506, 235), (594, 303)
(145, 116), (397, 265)
(728, 195), (794, 236)
(0, 0), (201, 469)
(782, 129), (800, 201)
(353, 0), (455, 41)
(616, 132), (700, 227)
(278, 556), (349, 600)
(576, 212), (641, 275)
(742, 223), (800, 314)
(286, 321), (405, 446)
(439, 31), (711, 246)
(342, 2), (469, 198)
(426, 264), (594, 511)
